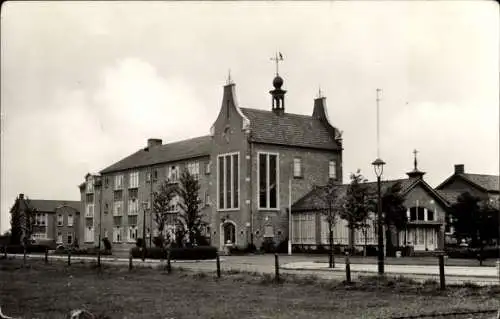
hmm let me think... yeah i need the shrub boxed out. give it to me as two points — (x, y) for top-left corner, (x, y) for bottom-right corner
(152, 236), (164, 248)
(260, 238), (276, 253)
(275, 238), (289, 254)
(130, 246), (218, 260)
(4, 244), (48, 254)
(136, 238), (145, 248)
(102, 238), (112, 252)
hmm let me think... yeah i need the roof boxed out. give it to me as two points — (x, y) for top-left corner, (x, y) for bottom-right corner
(100, 135), (212, 174)
(460, 174), (499, 192)
(436, 190), (499, 209)
(292, 178), (446, 212)
(240, 108), (341, 150)
(23, 199), (80, 213)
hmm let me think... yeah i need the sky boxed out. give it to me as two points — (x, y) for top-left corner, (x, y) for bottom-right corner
(1, 1), (499, 233)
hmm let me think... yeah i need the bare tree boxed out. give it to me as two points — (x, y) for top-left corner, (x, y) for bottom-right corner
(318, 179), (343, 268)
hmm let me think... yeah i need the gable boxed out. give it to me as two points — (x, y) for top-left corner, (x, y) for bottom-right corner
(436, 176), (489, 197)
(403, 183), (449, 213)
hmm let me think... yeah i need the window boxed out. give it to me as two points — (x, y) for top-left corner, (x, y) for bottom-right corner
(205, 161), (211, 174)
(293, 158), (302, 178)
(128, 189), (138, 215)
(264, 225), (274, 238)
(32, 232), (46, 239)
(128, 215), (138, 225)
(113, 226), (122, 243)
(417, 207), (425, 221)
(114, 190), (123, 201)
(86, 178), (94, 193)
(68, 214), (73, 227)
(204, 191), (211, 206)
(129, 171), (139, 188)
(104, 177), (109, 188)
(168, 165), (179, 183)
(67, 232), (73, 245)
(427, 210), (434, 221)
(217, 153), (239, 210)
(187, 162), (200, 180)
(57, 232), (63, 244)
(114, 174), (124, 190)
(258, 153), (278, 209)
(113, 201), (123, 216)
(86, 193), (94, 203)
(104, 229), (109, 238)
(85, 226), (94, 243)
(35, 213), (47, 226)
(329, 160), (337, 179)
(128, 226), (138, 242)
(57, 214), (63, 226)
(86, 203), (94, 218)
(409, 207), (417, 221)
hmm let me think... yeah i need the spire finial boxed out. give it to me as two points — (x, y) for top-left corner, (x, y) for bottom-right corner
(413, 149), (418, 170)
(270, 52), (284, 75)
(226, 69), (232, 85)
(318, 86), (323, 98)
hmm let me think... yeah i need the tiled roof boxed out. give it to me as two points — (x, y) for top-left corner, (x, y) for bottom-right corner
(292, 178), (439, 212)
(23, 199), (80, 213)
(436, 190), (463, 205)
(100, 135), (212, 174)
(460, 174), (499, 192)
(240, 108), (341, 150)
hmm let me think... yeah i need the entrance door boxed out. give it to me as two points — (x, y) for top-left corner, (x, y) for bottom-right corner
(411, 228), (436, 251)
(222, 222), (236, 246)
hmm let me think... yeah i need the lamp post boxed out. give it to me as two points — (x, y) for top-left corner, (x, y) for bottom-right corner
(94, 177), (103, 267)
(372, 157), (385, 275)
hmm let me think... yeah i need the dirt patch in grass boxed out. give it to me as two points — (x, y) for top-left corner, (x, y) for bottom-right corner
(0, 259), (498, 319)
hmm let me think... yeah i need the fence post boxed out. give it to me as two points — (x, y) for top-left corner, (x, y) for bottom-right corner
(129, 252), (133, 271)
(274, 253), (280, 283)
(438, 254), (445, 290)
(44, 248), (48, 264)
(167, 249), (172, 274)
(345, 252), (351, 284)
(68, 249), (71, 266)
(216, 252), (221, 278)
(3, 246), (6, 259)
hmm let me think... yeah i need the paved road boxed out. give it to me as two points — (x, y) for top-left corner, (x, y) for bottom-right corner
(5, 253), (500, 286)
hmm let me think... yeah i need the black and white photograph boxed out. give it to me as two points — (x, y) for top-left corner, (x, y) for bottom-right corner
(1, 1), (499, 318)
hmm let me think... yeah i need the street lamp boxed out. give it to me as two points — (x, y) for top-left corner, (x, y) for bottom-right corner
(94, 176), (103, 267)
(372, 157), (385, 275)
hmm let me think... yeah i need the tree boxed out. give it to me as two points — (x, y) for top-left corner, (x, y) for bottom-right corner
(177, 169), (207, 247)
(318, 179), (343, 268)
(381, 182), (408, 257)
(9, 198), (23, 245)
(451, 192), (499, 265)
(151, 180), (178, 248)
(339, 170), (374, 252)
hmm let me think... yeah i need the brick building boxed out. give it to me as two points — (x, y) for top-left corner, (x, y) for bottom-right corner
(291, 155), (450, 253)
(436, 164), (499, 242)
(9, 193), (80, 246)
(79, 71), (343, 251)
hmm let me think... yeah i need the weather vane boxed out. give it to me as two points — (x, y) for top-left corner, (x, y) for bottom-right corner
(413, 149), (419, 170)
(270, 52), (284, 75)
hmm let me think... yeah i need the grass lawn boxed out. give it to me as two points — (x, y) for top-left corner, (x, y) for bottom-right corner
(1, 259), (499, 319)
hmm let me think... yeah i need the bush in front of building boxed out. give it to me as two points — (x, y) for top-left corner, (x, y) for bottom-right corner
(445, 246), (499, 259)
(53, 246), (112, 256)
(1, 244), (48, 254)
(130, 246), (218, 260)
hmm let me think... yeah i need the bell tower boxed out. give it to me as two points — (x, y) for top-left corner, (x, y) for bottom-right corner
(269, 52), (287, 115)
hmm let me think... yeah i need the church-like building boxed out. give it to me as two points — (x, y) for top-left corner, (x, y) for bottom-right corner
(79, 68), (343, 252)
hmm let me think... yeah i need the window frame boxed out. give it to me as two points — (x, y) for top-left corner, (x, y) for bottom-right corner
(57, 214), (63, 226)
(67, 214), (73, 227)
(329, 160), (337, 180)
(257, 152), (280, 210)
(114, 174), (124, 190)
(216, 152), (240, 211)
(128, 171), (139, 189)
(293, 157), (303, 178)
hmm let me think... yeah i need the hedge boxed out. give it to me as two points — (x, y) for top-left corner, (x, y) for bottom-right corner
(130, 246), (218, 260)
(445, 246), (499, 259)
(1, 245), (49, 254)
(53, 247), (112, 256)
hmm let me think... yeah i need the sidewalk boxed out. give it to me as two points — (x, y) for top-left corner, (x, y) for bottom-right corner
(282, 261), (500, 278)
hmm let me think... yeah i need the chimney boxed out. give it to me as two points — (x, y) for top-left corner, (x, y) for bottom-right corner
(312, 96), (328, 122)
(147, 138), (162, 149)
(454, 164), (465, 174)
(19, 193), (24, 199)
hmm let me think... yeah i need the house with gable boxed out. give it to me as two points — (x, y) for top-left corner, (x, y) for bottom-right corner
(436, 164), (499, 242)
(79, 68), (344, 252)
(291, 153), (450, 254)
